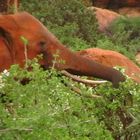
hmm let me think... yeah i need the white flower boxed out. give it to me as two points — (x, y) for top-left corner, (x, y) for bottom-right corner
(0, 69), (9, 88)
(2, 69), (10, 76)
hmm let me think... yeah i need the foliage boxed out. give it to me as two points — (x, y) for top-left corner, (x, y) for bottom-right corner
(0, 59), (140, 139)
(94, 16), (140, 60)
(109, 17), (140, 41)
(0, 59), (113, 140)
(20, 0), (99, 49)
(96, 36), (136, 60)
(94, 77), (140, 139)
(20, 0), (140, 59)
(0, 0), (140, 139)
(47, 23), (91, 51)
(107, 16), (140, 57)
(82, 0), (93, 6)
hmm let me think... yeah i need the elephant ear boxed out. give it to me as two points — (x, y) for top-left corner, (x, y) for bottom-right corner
(0, 26), (13, 53)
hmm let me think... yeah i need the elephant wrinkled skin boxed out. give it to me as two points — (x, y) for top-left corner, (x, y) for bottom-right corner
(77, 48), (140, 83)
(0, 12), (125, 87)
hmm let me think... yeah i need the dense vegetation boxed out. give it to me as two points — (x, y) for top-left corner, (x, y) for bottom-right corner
(0, 0), (140, 139)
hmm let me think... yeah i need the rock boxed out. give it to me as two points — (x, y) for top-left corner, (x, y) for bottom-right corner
(93, 0), (140, 9)
(77, 48), (140, 83)
(92, 0), (110, 8)
(89, 7), (120, 32)
(136, 52), (140, 64)
(92, 0), (140, 17)
(118, 7), (140, 17)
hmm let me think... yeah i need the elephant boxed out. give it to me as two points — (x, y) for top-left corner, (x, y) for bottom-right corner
(0, 12), (125, 87)
(77, 48), (140, 83)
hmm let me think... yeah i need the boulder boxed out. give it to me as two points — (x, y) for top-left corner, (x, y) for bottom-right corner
(93, 0), (140, 9)
(136, 52), (140, 64)
(118, 7), (140, 17)
(92, 0), (140, 17)
(89, 7), (120, 32)
(92, 0), (110, 8)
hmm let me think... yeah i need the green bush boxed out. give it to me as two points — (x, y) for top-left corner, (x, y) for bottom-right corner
(47, 23), (91, 51)
(2, 1), (139, 139)
(20, 0), (140, 58)
(95, 77), (140, 139)
(94, 16), (140, 60)
(107, 16), (140, 56)
(0, 59), (114, 140)
(20, 0), (99, 48)
(96, 36), (136, 60)
(0, 59), (140, 139)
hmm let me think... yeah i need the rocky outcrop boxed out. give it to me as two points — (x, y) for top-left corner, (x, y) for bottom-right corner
(92, 0), (109, 8)
(92, 0), (140, 17)
(136, 52), (140, 65)
(89, 7), (120, 32)
(118, 7), (140, 17)
(77, 48), (140, 83)
(92, 0), (140, 9)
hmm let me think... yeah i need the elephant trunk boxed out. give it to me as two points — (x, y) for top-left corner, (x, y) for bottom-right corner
(53, 46), (125, 87)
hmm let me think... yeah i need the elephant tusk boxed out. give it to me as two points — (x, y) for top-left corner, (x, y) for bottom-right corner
(61, 70), (108, 86)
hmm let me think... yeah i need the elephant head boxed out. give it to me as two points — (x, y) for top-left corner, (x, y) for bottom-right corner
(0, 12), (125, 87)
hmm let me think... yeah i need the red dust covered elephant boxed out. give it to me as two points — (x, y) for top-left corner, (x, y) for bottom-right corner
(77, 48), (140, 83)
(0, 12), (125, 87)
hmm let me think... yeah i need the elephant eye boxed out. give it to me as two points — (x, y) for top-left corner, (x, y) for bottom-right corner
(38, 41), (46, 49)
